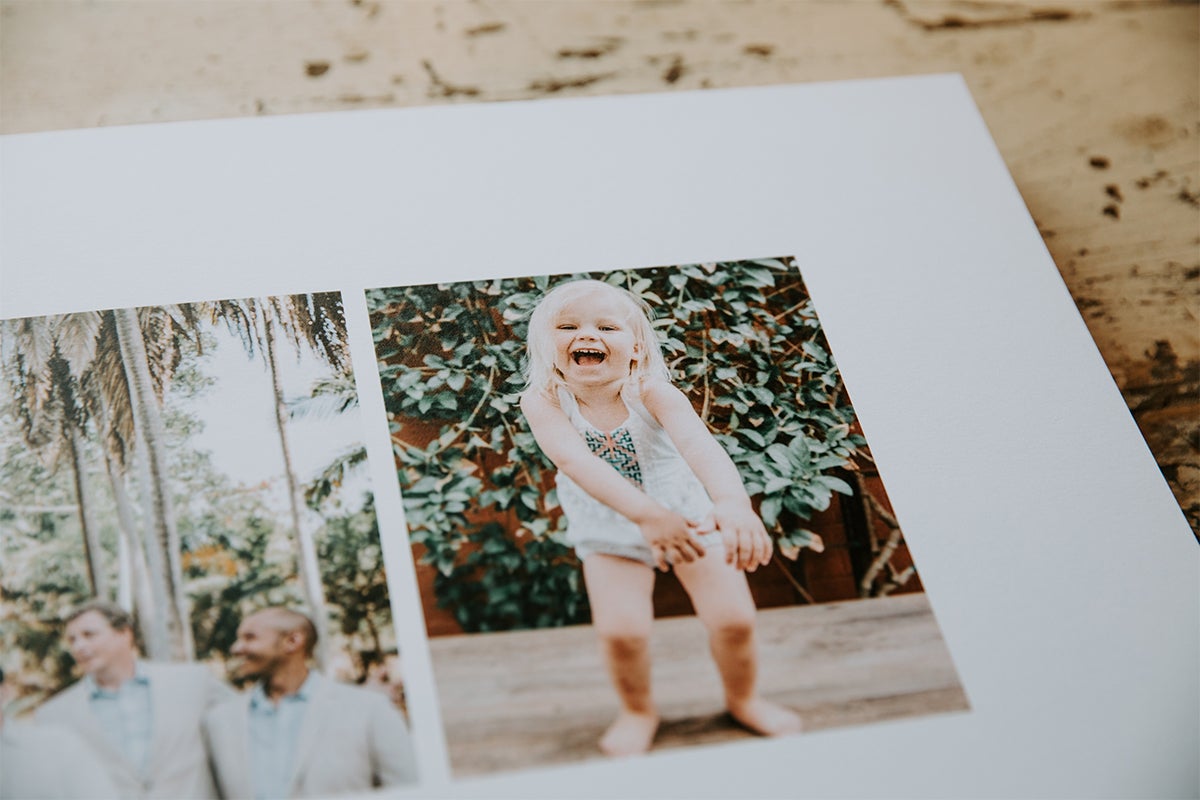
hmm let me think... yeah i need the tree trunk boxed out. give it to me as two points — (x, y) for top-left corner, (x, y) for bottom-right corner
(96, 395), (167, 657)
(364, 606), (383, 665)
(114, 306), (194, 661)
(64, 417), (109, 600)
(92, 392), (133, 605)
(115, 530), (133, 610)
(264, 312), (331, 669)
(130, 431), (185, 656)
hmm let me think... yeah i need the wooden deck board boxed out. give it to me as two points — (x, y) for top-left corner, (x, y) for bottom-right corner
(429, 593), (969, 777)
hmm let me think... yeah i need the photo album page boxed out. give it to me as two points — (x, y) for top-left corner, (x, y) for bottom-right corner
(1, 76), (1194, 799)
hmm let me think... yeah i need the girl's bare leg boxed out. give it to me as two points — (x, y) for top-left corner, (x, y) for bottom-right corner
(582, 553), (659, 756)
(674, 550), (802, 736)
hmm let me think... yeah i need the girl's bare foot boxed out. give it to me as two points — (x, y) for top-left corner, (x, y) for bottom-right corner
(728, 696), (802, 737)
(598, 709), (660, 757)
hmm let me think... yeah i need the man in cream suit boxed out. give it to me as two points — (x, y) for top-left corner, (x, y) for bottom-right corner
(1, 666), (119, 799)
(34, 601), (235, 799)
(203, 607), (418, 799)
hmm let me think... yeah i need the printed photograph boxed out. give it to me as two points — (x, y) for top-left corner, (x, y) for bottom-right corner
(0, 294), (418, 799)
(367, 257), (969, 777)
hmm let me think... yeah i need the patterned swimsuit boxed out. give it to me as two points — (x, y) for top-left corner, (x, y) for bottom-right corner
(554, 384), (723, 567)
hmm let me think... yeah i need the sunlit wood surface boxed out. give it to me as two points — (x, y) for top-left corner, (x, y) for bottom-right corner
(3, 1), (1195, 534)
(428, 593), (968, 776)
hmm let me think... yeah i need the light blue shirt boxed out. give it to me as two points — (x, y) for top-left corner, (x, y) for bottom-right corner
(247, 672), (317, 800)
(85, 665), (153, 776)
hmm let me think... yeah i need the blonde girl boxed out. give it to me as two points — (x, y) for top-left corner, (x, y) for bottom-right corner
(520, 278), (801, 756)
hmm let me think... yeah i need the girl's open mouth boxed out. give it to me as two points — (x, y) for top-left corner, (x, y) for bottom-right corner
(572, 349), (607, 365)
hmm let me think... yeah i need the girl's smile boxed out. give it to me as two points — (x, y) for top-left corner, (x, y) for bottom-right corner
(554, 295), (638, 385)
(571, 347), (608, 366)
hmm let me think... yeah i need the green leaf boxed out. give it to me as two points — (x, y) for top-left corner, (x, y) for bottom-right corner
(815, 475), (854, 495)
(715, 366), (739, 381)
(764, 476), (793, 494)
(801, 341), (827, 360)
(765, 443), (793, 469)
(760, 495), (783, 528)
(738, 428), (766, 447)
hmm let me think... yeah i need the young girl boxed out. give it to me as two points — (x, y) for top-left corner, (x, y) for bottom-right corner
(520, 278), (802, 757)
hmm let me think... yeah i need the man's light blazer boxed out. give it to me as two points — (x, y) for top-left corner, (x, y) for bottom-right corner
(35, 661), (234, 799)
(0, 721), (120, 799)
(202, 674), (417, 799)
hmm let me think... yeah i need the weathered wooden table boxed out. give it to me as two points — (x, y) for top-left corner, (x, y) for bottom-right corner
(3, 0), (1196, 534)
(430, 592), (967, 775)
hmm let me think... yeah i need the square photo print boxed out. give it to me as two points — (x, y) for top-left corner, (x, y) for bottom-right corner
(366, 257), (968, 776)
(0, 294), (418, 799)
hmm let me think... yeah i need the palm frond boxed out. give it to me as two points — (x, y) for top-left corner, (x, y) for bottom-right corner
(51, 311), (103, 380)
(287, 374), (360, 420)
(83, 312), (137, 469)
(304, 445), (368, 508)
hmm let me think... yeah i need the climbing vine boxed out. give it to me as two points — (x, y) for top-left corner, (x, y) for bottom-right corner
(368, 258), (867, 632)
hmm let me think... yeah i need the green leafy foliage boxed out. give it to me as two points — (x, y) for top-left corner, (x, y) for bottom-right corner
(369, 258), (866, 633)
(186, 516), (294, 664)
(1, 310), (392, 699)
(0, 401), (119, 695)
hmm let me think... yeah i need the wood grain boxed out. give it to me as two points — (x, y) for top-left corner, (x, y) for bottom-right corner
(2, 0), (1196, 533)
(429, 592), (968, 776)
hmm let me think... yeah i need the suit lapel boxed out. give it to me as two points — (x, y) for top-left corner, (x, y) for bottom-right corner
(285, 673), (328, 796)
(142, 663), (168, 776)
(220, 698), (254, 800)
(198, 694), (253, 800)
(66, 681), (131, 767)
(63, 681), (139, 783)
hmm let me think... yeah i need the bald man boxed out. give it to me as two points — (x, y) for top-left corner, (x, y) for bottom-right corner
(202, 608), (418, 799)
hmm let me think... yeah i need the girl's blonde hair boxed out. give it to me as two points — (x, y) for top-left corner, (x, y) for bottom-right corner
(522, 279), (670, 399)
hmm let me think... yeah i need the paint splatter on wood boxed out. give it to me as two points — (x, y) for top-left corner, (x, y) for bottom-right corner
(465, 22), (505, 37)
(422, 60), (480, 97)
(528, 73), (616, 94)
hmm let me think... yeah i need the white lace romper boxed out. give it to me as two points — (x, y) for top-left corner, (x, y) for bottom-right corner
(555, 383), (725, 567)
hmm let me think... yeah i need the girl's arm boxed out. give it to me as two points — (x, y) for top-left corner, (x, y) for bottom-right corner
(640, 378), (773, 571)
(520, 390), (707, 571)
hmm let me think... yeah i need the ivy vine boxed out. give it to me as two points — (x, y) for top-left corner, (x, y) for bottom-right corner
(368, 257), (866, 632)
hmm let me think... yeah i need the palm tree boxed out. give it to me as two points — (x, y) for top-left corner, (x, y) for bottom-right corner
(4, 306), (211, 662)
(90, 377), (162, 655)
(207, 294), (350, 669)
(290, 373), (367, 509)
(1, 314), (110, 599)
(55, 357), (110, 600)
(113, 306), (196, 661)
(83, 310), (178, 659)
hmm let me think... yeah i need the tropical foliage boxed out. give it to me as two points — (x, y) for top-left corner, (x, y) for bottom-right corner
(369, 258), (871, 633)
(0, 294), (391, 704)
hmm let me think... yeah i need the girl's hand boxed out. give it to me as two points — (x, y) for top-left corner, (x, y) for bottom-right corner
(637, 506), (707, 571)
(712, 501), (773, 571)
